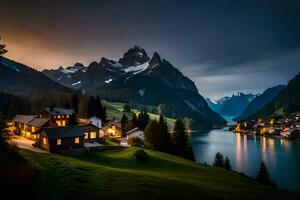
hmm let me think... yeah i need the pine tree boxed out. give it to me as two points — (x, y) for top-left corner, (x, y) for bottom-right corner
(68, 113), (78, 125)
(256, 162), (273, 185)
(157, 115), (172, 153)
(213, 152), (224, 167)
(128, 113), (138, 130)
(123, 104), (131, 112)
(87, 96), (97, 117)
(144, 120), (160, 149)
(78, 95), (89, 118)
(137, 112), (150, 130)
(224, 157), (232, 170)
(71, 94), (79, 113)
(173, 119), (188, 156)
(0, 37), (8, 56)
(121, 114), (129, 135)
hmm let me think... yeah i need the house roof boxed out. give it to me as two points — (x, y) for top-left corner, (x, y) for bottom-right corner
(28, 118), (49, 127)
(44, 107), (75, 115)
(103, 120), (121, 129)
(43, 126), (84, 140)
(125, 127), (143, 135)
(13, 115), (35, 124)
(89, 116), (102, 121)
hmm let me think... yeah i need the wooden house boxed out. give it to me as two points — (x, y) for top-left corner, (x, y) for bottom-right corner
(125, 127), (144, 141)
(40, 126), (84, 152)
(12, 115), (49, 140)
(39, 107), (75, 127)
(103, 120), (122, 137)
(78, 123), (104, 143)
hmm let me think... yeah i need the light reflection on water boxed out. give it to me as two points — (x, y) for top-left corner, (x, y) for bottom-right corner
(191, 128), (300, 191)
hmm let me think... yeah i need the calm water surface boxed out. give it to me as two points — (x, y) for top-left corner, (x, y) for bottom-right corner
(191, 128), (300, 191)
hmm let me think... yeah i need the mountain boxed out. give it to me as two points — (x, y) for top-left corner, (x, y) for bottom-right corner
(206, 93), (257, 118)
(234, 85), (285, 121)
(250, 72), (300, 119)
(0, 56), (69, 94)
(43, 46), (226, 129)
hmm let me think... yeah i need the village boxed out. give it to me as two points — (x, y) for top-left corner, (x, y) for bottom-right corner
(232, 114), (300, 139)
(5, 106), (145, 153)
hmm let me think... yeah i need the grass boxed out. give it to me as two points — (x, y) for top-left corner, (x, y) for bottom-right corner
(20, 148), (299, 200)
(103, 100), (176, 130)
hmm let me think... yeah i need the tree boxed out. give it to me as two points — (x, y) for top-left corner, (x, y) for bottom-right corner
(213, 152), (224, 167)
(224, 157), (231, 170)
(71, 94), (79, 113)
(128, 113), (138, 130)
(0, 37), (8, 56)
(87, 96), (97, 117)
(173, 119), (188, 155)
(157, 115), (172, 153)
(256, 162), (273, 186)
(144, 120), (160, 150)
(137, 111), (150, 130)
(78, 95), (89, 118)
(123, 104), (131, 112)
(68, 113), (78, 125)
(96, 96), (106, 121)
(121, 114), (128, 135)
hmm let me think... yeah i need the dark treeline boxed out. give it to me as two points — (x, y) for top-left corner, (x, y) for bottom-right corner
(0, 92), (107, 121)
(144, 116), (194, 160)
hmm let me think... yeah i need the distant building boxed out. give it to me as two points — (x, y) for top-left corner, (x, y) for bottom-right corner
(89, 116), (102, 128)
(125, 127), (144, 141)
(40, 126), (84, 152)
(78, 123), (104, 143)
(103, 120), (122, 137)
(40, 107), (75, 127)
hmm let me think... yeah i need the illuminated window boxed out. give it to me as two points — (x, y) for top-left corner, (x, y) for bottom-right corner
(57, 139), (62, 145)
(43, 137), (47, 145)
(90, 132), (97, 139)
(58, 115), (61, 119)
(67, 115), (69, 118)
(62, 120), (66, 126)
(74, 137), (80, 144)
(26, 132), (31, 138)
(54, 116), (56, 119)
(84, 132), (88, 139)
(56, 121), (61, 126)
(32, 126), (36, 132)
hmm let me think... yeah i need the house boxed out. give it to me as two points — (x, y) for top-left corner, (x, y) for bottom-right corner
(12, 115), (49, 140)
(39, 107), (75, 127)
(103, 120), (122, 137)
(78, 123), (104, 143)
(125, 127), (144, 141)
(39, 126), (84, 152)
(89, 116), (102, 128)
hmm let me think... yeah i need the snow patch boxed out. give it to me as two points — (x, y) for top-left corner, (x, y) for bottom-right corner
(71, 81), (82, 86)
(124, 61), (149, 74)
(60, 68), (79, 74)
(105, 78), (113, 83)
(184, 100), (198, 111)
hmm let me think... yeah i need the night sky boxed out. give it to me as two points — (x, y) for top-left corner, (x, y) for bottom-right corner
(1, 0), (300, 99)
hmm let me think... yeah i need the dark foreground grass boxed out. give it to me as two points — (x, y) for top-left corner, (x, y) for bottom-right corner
(21, 148), (299, 200)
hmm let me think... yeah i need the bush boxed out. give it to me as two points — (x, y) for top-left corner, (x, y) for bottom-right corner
(128, 137), (144, 147)
(134, 149), (148, 162)
(213, 152), (224, 167)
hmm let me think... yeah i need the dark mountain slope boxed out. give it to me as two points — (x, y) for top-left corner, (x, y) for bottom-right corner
(251, 72), (300, 119)
(234, 85), (285, 121)
(0, 56), (69, 94)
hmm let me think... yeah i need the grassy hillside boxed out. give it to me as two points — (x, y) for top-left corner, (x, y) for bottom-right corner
(21, 148), (298, 200)
(103, 100), (176, 130)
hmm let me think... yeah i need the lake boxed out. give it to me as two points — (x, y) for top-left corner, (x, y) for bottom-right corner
(191, 128), (300, 191)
